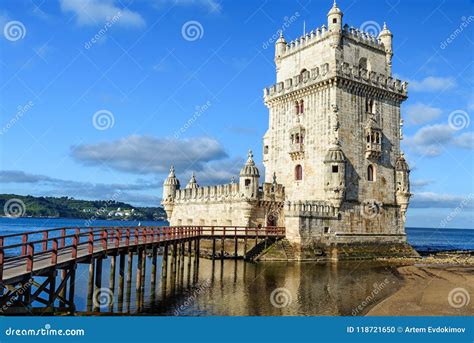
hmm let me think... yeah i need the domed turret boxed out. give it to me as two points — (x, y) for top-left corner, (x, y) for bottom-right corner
(324, 138), (346, 209)
(275, 31), (287, 65)
(162, 165), (180, 219)
(239, 150), (260, 199)
(378, 22), (393, 75)
(186, 172), (199, 189)
(395, 153), (411, 222)
(327, 0), (343, 32)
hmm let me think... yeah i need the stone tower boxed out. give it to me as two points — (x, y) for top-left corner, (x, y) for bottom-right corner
(263, 1), (412, 249)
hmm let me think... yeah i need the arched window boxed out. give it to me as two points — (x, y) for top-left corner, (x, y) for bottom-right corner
(295, 101), (300, 115)
(299, 68), (307, 83)
(299, 100), (304, 114)
(376, 133), (380, 144)
(245, 179), (251, 186)
(367, 165), (375, 182)
(295, 165), (303, 181)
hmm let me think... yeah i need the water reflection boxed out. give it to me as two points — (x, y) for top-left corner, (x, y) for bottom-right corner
(65, 253), (401, 316)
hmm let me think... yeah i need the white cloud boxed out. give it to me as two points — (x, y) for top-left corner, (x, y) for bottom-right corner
(411, 179), (434, 191)
(404, 124), (454, 156)
(411, 192), (474, 209)
(453, 132), (474, 150)
(405, 102), (442, 125)
(409, 76), (456, 92)
(71, 135), (228, 174)
(60, 0), (145, 27)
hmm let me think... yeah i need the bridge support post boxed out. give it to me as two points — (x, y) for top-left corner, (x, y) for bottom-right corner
(162, 243), (168, 280)
(136, 249), (143, 291)
(234, 237), (238, 258)
(69, 265), (76, 311)
(118, 253), (125, 312)
(212, 239), (216, 260)
(221, 236), (225, 260)
(94, 257), (103, 312)
(141, 248), (146, 288)
(87, 260), (95, 312)
(126, 252), (133, 285)
(151, 245), (157, 287)
(59, 270), (66, 307)
(110, 255), (116, 292)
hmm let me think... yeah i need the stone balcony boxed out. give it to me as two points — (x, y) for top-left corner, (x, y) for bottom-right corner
(365, 142), (382, 159)
(289, 143), (304, 160)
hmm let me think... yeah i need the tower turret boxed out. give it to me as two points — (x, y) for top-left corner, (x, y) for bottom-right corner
(327, 0), (343, 47)
(378, 22), (393, 75)
(239, 149), (260, 199)
(395, 152), (411, 221)
(324, 138), (346, 209)
(162, 166), (180, 218)
(275, 31), (286, 70)
(186, 172), (199, 189)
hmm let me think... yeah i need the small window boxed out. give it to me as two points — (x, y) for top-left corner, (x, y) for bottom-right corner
(295, 101), (300, 115)
(264, 145), (269, 154)
(295, 164), (303, 181)
(333, 18), (337, 24)
(367, 165), (375, 182)
(324, 227), (330, 234)
(332, 165), (339, 173)
(299, 100), (304, 114)
(245, 179), (251, 186)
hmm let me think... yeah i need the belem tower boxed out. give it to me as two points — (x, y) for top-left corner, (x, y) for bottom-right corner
(162, 2), (417, 260)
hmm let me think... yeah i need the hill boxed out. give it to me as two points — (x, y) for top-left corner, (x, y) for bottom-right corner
(0, 194), (166, 221)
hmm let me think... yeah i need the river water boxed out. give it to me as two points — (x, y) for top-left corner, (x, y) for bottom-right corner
(0, 218), (472, 316)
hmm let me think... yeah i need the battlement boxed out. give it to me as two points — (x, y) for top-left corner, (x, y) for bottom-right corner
(285, 200), (338, 218)
(174, 183), (240, 203)
(264, 62), (407, 102)
(261, 182), (285, 201)
(277, 23), (386, 62)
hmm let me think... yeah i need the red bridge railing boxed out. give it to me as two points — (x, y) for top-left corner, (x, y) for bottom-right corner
(0, 226), (285, 283)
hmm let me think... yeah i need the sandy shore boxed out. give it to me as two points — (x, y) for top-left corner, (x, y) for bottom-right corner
(367, 264), (474, 316)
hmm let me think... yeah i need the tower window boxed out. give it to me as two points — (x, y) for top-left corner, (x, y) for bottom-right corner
(333, 18), (337, 24)
(295, 101), (300, 115)
(245, 179), (251, 186)
(295, 164), (303, 181)
(264, 145), (269, 154)
(299, 100), (304, 114)
(332, 165), (339, 173)
(367, 165), (375, 182)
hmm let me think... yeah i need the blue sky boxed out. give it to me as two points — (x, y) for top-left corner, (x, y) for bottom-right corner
(0, 0), (473, 228)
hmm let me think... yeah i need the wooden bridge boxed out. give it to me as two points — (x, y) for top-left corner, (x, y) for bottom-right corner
(0, 225), (285, 314)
